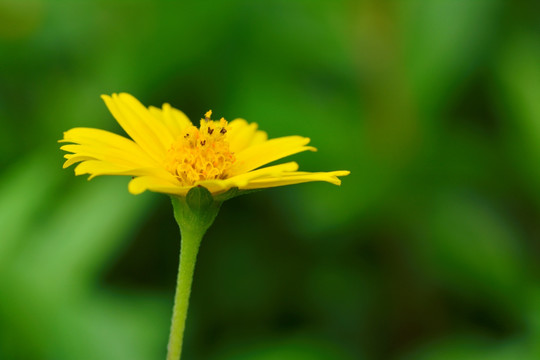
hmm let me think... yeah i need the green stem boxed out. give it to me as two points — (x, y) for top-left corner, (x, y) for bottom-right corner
(166, 190), (221, 360)
(166, 225), (203, 360)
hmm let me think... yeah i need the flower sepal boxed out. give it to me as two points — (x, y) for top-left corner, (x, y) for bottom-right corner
(213, 187), (264, 202)
(171, 186), (221, 236)
(212, 187), (239, 202)
(171, 185), (264, 236)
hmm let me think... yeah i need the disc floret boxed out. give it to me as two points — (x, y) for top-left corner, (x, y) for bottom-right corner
(165, 111), (235, 185)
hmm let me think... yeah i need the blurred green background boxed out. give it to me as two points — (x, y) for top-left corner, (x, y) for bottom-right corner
(1, 0), (539, 359)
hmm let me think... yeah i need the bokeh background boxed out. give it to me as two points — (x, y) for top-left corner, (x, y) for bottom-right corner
(1, 1), (539, 359)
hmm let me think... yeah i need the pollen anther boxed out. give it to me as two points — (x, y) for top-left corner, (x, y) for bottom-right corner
(165, 111), (235, 186)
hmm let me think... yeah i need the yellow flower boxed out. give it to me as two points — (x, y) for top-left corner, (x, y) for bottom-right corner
(60, 93), (349, 196)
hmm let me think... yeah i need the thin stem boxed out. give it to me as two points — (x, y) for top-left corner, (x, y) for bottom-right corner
(166, 226), (203, 360)
(166, 192), (221, 360)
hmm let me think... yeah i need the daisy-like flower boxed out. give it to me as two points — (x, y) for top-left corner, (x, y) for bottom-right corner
(60, 93), (349, 196)
(59, 93), (349, 360)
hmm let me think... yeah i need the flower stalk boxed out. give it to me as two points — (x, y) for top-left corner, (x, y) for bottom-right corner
(167, 187), (221, 360)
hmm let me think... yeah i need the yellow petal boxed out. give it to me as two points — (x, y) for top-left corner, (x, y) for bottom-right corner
(239, 170), (350, 190)
(116, 93), (176, 146)
(225, 161), (299, 185)
(60, 144), (152, 169)
(73, 160), (133, 179)
(60, 127), (157, 168)
(74, 160), (175, 181)
(229, 136), (316, 176)
(227, 119), (268, 153)
(250, 130), (269, 147)
(101, 93), (173, 162)
(128, 175), (187, 195)
(196, 162), (299, 193)
(148, 103), (192, 139)
(61, 127), (154, 158)
(62, 154), (93, 168)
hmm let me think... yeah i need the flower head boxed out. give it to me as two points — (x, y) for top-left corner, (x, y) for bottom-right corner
(60, 93), (349, 196)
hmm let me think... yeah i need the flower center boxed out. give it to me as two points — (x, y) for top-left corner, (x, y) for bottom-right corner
(165, 111), (235, 186)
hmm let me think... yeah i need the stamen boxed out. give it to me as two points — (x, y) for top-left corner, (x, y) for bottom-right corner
(165, 112), (235, 186)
